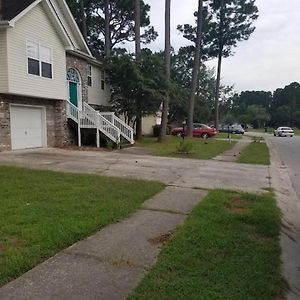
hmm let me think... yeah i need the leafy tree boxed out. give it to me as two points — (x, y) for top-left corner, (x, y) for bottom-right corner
(169, 50), (227, 125)
(238, 105), (270, 128)
(271, 105), (290, 127)
(177, 6), (216, 62)
(294, 111), (300, 128)
(232, 90), (272, 116)
(66, 0), (158, 55)
(178, 0), (259, 129)
(272, 82), (300, 126)
(105, 49), (166, 128)
(104, 0), (110, 56)
(208, 0), (259, 129)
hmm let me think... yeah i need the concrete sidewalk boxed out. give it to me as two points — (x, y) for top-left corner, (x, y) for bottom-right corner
(0, 187), (207, 300)
(0, 148), (269, 193)
(213, 136), (252, 162)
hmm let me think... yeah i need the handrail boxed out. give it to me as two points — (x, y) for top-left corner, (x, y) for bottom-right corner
(83, 103), (120, 144)
(66, 101), (120, 145)
(66, 101), (79, 122)
(100, 112), (134, 144)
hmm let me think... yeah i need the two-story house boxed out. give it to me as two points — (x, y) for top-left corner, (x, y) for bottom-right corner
(0, 0), (134, 151)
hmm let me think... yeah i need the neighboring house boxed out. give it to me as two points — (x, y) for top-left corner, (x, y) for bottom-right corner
(0, 0), (133, 151)
(142, 113), (162, 136)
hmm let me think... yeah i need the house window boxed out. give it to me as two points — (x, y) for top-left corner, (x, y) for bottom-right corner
(87, 65), (92, 86)
(101, 70), (105, 90)
(27, 42), (39, 76)
(27, 42), (53, 79)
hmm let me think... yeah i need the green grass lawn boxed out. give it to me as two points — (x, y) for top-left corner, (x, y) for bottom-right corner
(129, 190), (286, 300)
(238, 141), (270, 165)
(0, 166), (164, 286)
(216, 132), (242, 139)
(138, 136), (236, 160)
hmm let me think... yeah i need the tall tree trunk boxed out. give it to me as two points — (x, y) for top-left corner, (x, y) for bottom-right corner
(104, 0), (111, 57)
(135, 0), (142, 140)
(187, 0), (204, 137)
(158, 0), (171, 142)
(80, 0), (88, 42)
(214, 0), (225, 130)
(214, 49), (223, 130)
(135, 0), (141, 55)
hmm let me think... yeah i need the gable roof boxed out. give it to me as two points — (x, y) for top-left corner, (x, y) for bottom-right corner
(0, 0), (93, 58)
(0, 0), (36, 21)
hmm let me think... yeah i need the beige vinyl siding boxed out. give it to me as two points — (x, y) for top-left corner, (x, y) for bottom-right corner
(0, 30), (8, 93)
(6, 4), (67, 100)
(49, 0), (81, 51)
(142, 115), (160, 136)
(88, 66), (111, 106)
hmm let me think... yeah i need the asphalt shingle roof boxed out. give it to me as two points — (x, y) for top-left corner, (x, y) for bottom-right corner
(0, 0), (36, 21)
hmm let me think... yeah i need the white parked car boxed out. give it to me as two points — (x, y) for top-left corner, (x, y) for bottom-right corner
(273, 127), (294, 137)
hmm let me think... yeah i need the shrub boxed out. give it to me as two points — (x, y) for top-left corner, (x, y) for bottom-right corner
(152, 124), (172, 137)
(153, 125), (161, 137)
(176, 140), (194, 154)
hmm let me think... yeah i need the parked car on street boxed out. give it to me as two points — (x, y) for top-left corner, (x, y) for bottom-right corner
(218, 124), (245, 135)
(171, 123), (217, 138)
(273, 127), (294, 137)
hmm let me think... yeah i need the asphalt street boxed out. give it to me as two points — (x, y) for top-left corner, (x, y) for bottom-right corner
(267, 134), (300, 201)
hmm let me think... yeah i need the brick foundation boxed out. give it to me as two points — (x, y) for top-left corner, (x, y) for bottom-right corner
(0, 94), (76, 151)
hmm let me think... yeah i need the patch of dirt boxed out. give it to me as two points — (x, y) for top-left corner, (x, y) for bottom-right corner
(0, 243), (5, 255)
(7, 236), (26, 248)
(148, 231), (173, 246)
(249, 233), (272, 243)
(109, 259), (139, 268)
(225, 195), (250, 214)
(0, 235), (26, 254)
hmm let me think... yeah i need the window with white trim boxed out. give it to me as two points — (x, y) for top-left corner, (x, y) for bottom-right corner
(87, 65), (92, 86)
(26, 42), (53, 79)
(101, 70), (105, 90)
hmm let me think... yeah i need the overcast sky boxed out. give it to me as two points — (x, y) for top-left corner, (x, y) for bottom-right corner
(134, 0), (300, 93)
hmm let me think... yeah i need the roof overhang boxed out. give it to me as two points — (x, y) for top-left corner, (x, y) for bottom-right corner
(66, 47), (103, 67)
(53, 0), (92, 57)
(0, 20), (11, 28)
(9, 0), (42, 26)
(2, 0), (93, 58)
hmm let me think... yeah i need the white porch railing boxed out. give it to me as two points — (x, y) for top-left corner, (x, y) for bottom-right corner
(83, 103), (121, 144)
(99, 112), (134, 144)
(66, 101), (121, 147)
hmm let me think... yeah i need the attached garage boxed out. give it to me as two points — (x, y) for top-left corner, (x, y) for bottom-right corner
(10, 105), (46, 150)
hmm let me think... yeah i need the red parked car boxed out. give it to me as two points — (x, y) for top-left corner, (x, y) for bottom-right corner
(171, 123), (217, 138)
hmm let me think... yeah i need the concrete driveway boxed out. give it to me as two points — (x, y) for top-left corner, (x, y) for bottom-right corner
(0, 147), (274, 299)
(0, 147), (270, 193)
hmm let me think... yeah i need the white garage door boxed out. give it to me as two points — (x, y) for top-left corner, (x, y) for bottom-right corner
(10, 106), (45, 150)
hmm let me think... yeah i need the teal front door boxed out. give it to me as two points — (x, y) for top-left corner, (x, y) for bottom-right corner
(69, 82), (78, 107)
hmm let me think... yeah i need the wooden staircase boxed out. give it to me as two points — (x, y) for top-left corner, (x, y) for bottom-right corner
(66, 101), (134, 147)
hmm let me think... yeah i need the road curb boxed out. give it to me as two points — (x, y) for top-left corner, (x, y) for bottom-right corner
(267, 138), (300, 300)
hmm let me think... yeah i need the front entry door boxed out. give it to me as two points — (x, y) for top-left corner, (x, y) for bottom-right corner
(69, 82), (78, 107)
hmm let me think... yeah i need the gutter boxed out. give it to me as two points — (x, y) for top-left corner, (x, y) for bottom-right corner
(0, 21), (11, 28)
